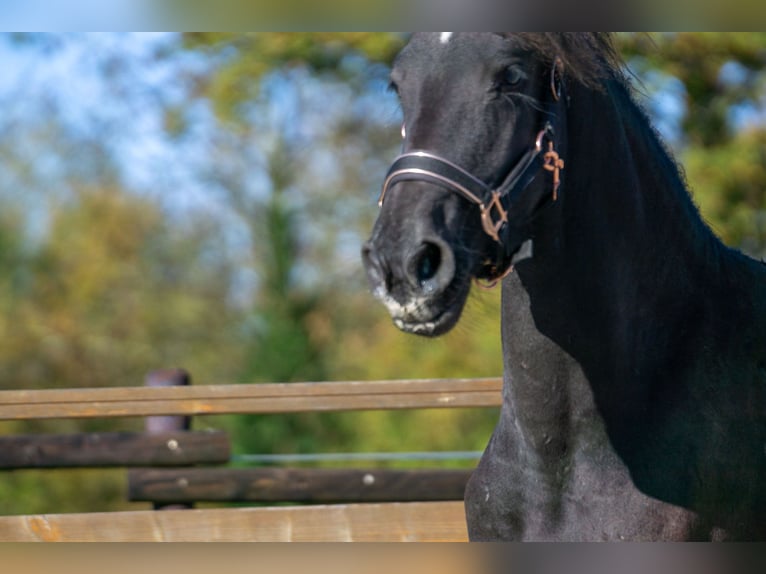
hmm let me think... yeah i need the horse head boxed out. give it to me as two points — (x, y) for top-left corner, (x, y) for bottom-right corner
(362, 32), (570, 336)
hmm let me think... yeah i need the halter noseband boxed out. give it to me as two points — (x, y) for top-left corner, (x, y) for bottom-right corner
(377, 59), (566, 281)
(379, 123), (561, 245)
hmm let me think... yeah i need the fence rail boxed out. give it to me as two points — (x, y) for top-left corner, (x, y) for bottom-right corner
(0, 501), (469, 542)
(0, 375), (502, 542)
(0, 430), (229, 469)
(127, 467), (473, 504)
(0, 377), (503, 420)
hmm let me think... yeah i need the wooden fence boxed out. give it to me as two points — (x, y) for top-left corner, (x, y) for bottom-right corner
(0, 373), (502, 542)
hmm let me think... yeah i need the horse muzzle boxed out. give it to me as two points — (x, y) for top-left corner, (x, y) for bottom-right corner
(362, 235), (464, 336)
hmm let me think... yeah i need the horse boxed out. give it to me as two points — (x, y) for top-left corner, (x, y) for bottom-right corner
(362, 33), (766, 541)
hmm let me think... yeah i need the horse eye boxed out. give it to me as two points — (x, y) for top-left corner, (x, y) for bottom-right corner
(502, 66), (525, 88)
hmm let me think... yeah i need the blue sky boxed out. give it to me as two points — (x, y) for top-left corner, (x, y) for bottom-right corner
(2, 2), (155, 30)
(0, 33), (400, 205)
(0, 34), (221, 209)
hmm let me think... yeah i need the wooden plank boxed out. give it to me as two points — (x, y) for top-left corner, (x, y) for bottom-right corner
(128, 467), (472, 503)
(0, 431), (229, 469)
(0, 378), (502, 420)
(3, 545), (479, 574)
(0, 501), (469, 541)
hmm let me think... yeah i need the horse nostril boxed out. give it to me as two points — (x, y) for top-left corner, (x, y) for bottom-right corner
(414, 242), (442, 287)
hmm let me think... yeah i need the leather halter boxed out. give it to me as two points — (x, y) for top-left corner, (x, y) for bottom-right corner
(377, 59), (566, 280)
(379, 124), (559, 245)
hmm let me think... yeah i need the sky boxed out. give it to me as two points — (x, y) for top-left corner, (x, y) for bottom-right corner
(2, 2), (156, 30)
(0, 33), (401, 206)
(0, 34), (223, 211)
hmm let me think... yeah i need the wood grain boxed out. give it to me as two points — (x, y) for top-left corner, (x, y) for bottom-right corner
(0, 501), (469, 542)
(128, 467), (472, 503)
(0, 378), (502, 420)
(0, 430), (229, 469)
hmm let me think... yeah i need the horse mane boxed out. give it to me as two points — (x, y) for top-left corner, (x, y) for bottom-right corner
(508, 33), (627, 89)
(505, 33), (720, 254)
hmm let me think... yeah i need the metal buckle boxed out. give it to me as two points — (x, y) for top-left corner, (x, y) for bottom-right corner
(536, 125), (564, 201)
(542, 142), (565, 201)
(480, 191), (508, 244)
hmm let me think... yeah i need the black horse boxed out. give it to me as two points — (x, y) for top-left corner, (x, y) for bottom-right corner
(362, 33), (766, 541)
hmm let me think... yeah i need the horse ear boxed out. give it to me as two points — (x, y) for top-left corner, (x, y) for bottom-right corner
(551, 56), (564, 101)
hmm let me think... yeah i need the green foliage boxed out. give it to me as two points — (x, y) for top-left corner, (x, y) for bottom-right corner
(0, 469), (130, 515)
(177, 33), (404, 126)
(685, 130), (766, 254)
(0, 187), (241, 425)
(619, 33), (766, 147)
(618, 33), (766, 257)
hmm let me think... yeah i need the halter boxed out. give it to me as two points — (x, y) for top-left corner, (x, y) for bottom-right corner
(379, 124), (562, 245)
(378, 58), (566, 283)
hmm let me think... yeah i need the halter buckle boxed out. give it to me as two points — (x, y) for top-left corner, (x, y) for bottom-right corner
(480, 191), (508, 244)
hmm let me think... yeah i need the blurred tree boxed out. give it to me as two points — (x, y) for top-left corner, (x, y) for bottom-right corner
(0, 109), (244, 513)
(178, 33), (404, 125)
(618, 33), (766, 256)
(0, 184), (241, 432)
(28, 187), (238, 387)
(159, 34), (398, 456)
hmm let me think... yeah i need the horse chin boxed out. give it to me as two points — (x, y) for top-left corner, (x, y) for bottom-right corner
(388, 287), (470, 337)
(393, 305), (463, 337)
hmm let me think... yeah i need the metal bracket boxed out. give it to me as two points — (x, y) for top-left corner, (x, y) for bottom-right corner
(480, 191), (508, 244)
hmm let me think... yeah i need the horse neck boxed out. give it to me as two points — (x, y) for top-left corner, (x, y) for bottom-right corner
(524, 77), (723, 322)
(502, 78), (725, 445)
(566, 79), (718, 266)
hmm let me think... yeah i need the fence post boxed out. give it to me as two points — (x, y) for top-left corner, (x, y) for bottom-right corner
(145, 368), (192, 510)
